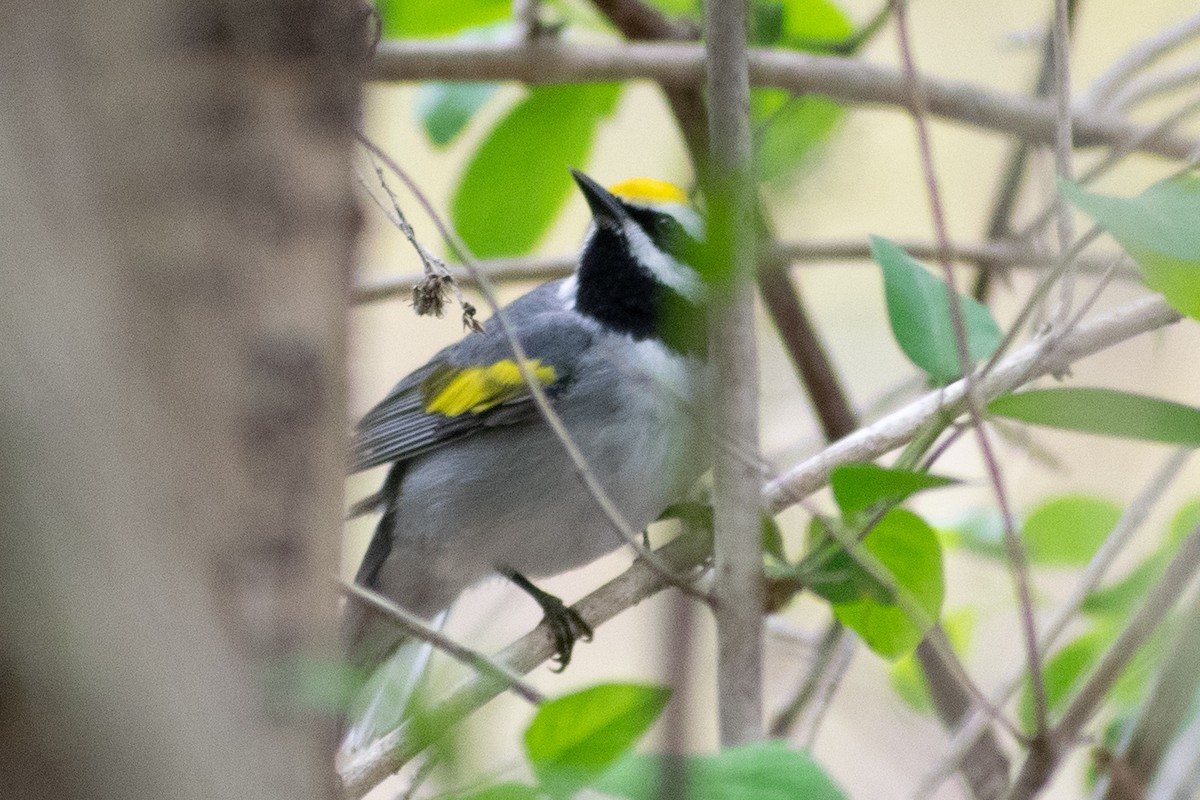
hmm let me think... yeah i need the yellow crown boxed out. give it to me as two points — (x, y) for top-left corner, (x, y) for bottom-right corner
(607, 178), (688, 206)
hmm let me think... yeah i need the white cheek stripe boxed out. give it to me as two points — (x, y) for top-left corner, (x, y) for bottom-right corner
(622, 219), (706, 303)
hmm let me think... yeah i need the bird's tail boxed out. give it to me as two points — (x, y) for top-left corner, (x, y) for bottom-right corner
(337, 611), (445, 762)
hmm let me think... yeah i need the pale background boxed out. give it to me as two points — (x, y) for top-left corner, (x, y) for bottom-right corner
(348, 1), (1200, 796)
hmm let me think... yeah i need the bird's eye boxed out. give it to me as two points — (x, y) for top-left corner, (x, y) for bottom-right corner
(647, 211), (693, 255)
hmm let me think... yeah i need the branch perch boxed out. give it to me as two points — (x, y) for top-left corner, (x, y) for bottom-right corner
(372, 40), (1199, 160)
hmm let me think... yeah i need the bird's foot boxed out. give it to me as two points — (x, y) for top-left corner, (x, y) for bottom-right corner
(503, 569), (593, 671)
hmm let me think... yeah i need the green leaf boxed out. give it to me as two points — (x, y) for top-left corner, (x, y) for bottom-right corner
(597, 741), (846, 800)
(871, 236), (1003, 384)
(888, 608), (974, 713)
(524, 683), (670, 792)
(1081, 551), (1167, 616)
(1061, 177), (1200, 320)
(1019, 624), (1165, 733)
(799, 517), (895, 605)
(762, 514), (787, 562)
(830, 462), (958, 517)
(799, 542), (895, 605)
(644, 0), (699, 15)
(377, 0), (511, 38)
(751, 91), (844, 184)
(1021, 495), (1122, 566)
(749, 1), (785, 45)
(452, 84), (622, 258)
(780, 0), (854, 44)
(416, 83), (500, 147)
(446, 783), (541, 800)
(832, 509), (945, 660)
(988, 388), (1200, 446)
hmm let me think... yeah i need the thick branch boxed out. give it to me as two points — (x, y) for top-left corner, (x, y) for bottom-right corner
(372, 41), (1199, 160)
(704, 0), (764, 748)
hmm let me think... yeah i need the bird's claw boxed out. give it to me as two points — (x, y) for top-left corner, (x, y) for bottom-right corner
(542, 596), (593, 672)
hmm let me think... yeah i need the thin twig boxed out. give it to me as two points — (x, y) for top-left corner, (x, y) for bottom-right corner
(1085, 11), (1200, 109)
(357, 134), (710, 601)
(355, 167), (480, 328)
(763, 293), (1181, 512)
(353, 242), (1129, 306)
(972, 0), (1079, 304)
(797, 631), (856, 749)
(339, 580), (545, 704)
(915, 449), (1193, 798)
(371, 40), (1200, 160)
(891, 0), (1047, 734)
(770, 622), (846, 737)
(338, 531), (713, 797)
(1050, 0), (1077, 319)
(1008, 523), (1200, 799)
(1112, 62), (1200, 112)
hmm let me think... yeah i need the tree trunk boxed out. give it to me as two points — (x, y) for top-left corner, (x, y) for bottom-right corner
(0, 3), (364, 798)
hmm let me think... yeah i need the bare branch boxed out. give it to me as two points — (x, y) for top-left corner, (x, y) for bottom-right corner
(914, 448), (1191, 799)
(371, 40), (1200, 160)
(1008, 522), (1200, 799)
(339, 581), (545, 705)
(338, 531), (713, 797)
(892, 0), (1046, 733)
(705, 0), (765, 748)
(353, 241), (1129, 306)
(763, 294), (1182, 513)
(1050, 0), (1078, 318)
(1112, 67), (1200, 112)
(1086, 11), (1200, 108)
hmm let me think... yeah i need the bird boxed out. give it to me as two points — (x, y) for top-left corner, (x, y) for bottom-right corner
(341, 169), (711, 749)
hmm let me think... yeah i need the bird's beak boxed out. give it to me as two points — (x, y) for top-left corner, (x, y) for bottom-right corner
(571, 169), (626, 230)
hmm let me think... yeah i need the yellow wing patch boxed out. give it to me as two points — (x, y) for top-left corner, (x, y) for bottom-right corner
(608, 178), (688, 206)
(423, 359), (558, 416)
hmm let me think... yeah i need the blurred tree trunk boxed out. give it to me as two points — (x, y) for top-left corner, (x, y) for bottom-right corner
(0, 3), (364, 798)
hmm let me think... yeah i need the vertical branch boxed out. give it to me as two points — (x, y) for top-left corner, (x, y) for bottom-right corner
(972, 0), (1080, 303)
(1051, 0), (1077, 317)
(891, 0), (1048, 734)
(704, 0), (765, 746)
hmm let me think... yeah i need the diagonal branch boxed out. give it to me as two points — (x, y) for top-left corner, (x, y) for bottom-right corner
(338, 531), (713, 797)
(1007, 522), (1200, 799)
(763, 294), (1182, 513)
(371, 40), (1200, 160)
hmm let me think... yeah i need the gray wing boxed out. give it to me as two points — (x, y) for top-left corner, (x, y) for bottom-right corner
(351, 287), (594, 473)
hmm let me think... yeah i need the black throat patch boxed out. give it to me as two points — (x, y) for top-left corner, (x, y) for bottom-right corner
(575, 225), (706, 356)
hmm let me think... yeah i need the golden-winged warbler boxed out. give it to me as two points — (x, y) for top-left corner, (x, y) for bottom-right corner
(341, 170), (710, 752)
